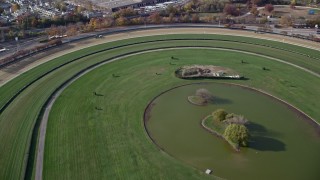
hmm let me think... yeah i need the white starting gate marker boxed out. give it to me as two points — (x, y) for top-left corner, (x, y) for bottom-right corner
(205, 169), (212, 175)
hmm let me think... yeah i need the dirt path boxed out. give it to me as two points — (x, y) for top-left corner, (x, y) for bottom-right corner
(35, 46), (320, 180)
(1, 27), (320, 87)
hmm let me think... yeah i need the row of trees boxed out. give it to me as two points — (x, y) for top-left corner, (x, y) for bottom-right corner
(14, 13), (89, 30)
(112, 13), (201, 26)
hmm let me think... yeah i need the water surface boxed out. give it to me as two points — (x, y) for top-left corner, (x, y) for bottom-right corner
(146, 83), (320, 180)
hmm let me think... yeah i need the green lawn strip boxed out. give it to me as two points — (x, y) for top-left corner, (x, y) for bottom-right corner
(44, 49), (319, 179)
(170, 34), (320, 59)
(25, 114), (41, 180)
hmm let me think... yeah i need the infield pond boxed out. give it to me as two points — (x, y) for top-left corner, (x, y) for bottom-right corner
(145, 83), (320, 180)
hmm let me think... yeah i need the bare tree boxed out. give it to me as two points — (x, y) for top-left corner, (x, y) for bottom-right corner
(195, 88), (213, 102)
(224, 115), (249, 125)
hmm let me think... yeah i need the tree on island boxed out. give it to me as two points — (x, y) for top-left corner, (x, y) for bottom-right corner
(224, 124), (250, 147)
(224, 115), (248, 125)
(212, 109), (227, 121)
(188, 88), (214, 106)
(195, 88), (213, 103)
(206, 109), (251, 150)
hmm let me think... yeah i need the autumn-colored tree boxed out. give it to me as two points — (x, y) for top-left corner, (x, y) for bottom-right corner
(46, 25), (58, 37)
(168, 13), (175, 23)
(66, 24), (78, 37)
(265, 4), (274, 13)
(30, 17), (38, 28)
(101, 17), (113, 28)
(148, 12), (161, 24)
(131, 17), (144, 25)
(166, 4), (178, 15)
(113, 7), (137, 18)
(94, 18), (102, 29)
(115, 16), (128, 26)
(17, 30), (25, 38)
(203, 15), (215, 23)
(60, 3), (67, 12)
(280, 16), (292, 26)
(223, 4), (240, 16)
(11, 3), (20, 12)
(57, 26), (66, 36)
(84, 0), (93, 11)
(8, 30), (16, 39)
(179, 14), (190, 23)
(250, 5), (259, 16)
(76, 6), (84, 14)
(76, 21), (84, 31)
(184, 2), (193, 13)
(191, 14), (200, 23)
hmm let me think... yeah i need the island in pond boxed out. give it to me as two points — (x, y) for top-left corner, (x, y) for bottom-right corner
(175, 65), (243, 79)
(202, 109), (250, 151)
(188, 88), (213, 106)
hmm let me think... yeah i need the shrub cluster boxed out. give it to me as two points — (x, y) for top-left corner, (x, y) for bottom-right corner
(211, 109), (250, 148)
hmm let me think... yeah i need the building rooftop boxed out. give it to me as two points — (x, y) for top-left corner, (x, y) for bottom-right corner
(93, 0), (142, 9)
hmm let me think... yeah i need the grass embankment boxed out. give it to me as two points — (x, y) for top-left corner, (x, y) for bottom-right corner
(0, 34), (319, 179)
